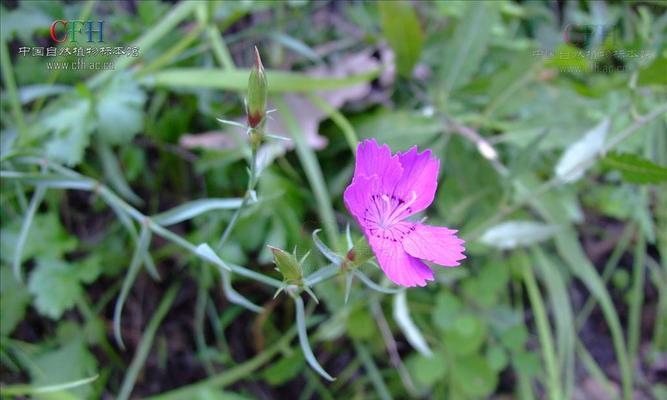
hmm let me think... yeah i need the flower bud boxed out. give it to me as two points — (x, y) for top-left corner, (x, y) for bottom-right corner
(247, 46), (267, 129)
(269, 246), (302, 283)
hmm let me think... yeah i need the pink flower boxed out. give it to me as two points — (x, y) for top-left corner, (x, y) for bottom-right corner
(344, 139), (466, 287)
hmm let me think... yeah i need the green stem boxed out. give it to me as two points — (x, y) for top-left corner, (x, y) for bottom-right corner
(117, 284), (180, 400)
(275, 96), (339, 248)
(0, 39), (28, 143)
(521, 255), (562, 400)
(144, 319), (320, 400)
(627, 229), (646, 363)
(217, 147), (257, 250)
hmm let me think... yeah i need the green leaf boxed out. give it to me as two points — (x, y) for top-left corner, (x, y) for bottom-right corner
(0, 265), (31, 335)
(346, 307), (377, 340)
(39, 97), (94, 166)
(260, 351), (305, 385)
(602, 152), (667, 184)
(407, 352), (447, 388)
(28, 259), (84, 319)
(439, 1), (499, 94)
(637, 55), (667, 86)
(351, 109), (441, 150)
(294, 296), (335, 381)
(555, 118), (610, 183)
(0, 3), (52, 43)
(29, 338), (98, 399)
(443, 315), (487, 356)
(147, 68), (378, 92)
(393, 291), (432, 357)
(432, 290), (462, 331)
(379, 0), (424, 78)
(152, 198), (244, 226)
(96, 75), (147, 145)
(544, 44), (591, 73)
(450, 354), (498, 397)
(480, 220), (561, 249)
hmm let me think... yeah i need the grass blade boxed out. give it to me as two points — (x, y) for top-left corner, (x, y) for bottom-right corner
(113, 223), (152, 350)
(96, 140), (143, 205)
(12, 184), (45, 283)
(393, 291), (432, 357)
(152, 198), (244, 226)
(117, 284), (179, 400)
(146, 68), (377, 93)
(295, 296), (335, 381)
(520, 253), (562, 400)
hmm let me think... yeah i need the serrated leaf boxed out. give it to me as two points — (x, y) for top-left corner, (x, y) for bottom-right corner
(28, 259), (84, 319)
(480, 221), (560, 249)
(602, 152), (667, 184)
(29, 339), (98, 399)
(379, 0), (424, 77)
(0, 266), (31, 335)
(96, 75), (146, 145)
(40, 98), (94, 166)
(393, 291), (432, 357)
(1, 213), (78, 264)
(555, 118), (610, 182)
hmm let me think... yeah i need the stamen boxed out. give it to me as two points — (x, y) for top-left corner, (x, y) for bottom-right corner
(385, 190), (417, 224)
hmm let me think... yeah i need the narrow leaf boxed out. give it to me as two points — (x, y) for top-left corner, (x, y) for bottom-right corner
(440, 2), (499, 94)
(221, 269), (263, 313)
(379, 0), (423, 77)
(96, 140), (142, 205)
(146, 68), (378, 92)
(393, 291), (432, 357)
(153, 199), (243, 226)
(353, 270), (401, 294)
(480, 221), (560, 249)
(13, 184), (45, 283)
(114, 223), (152, 349)
(312, 229), (343, 265)
(555, 118), (610, 182)
(196, 244), (260, 312)
(344, 272), (354, 304)
(294, 296), (335, 381)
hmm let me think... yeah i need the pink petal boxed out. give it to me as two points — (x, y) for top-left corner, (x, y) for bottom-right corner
(344, 174), (377, 227)
(368, 234), (434, 287)
(401, 224), (466, 267)
(394, 146), (440, 216)
(354, 139), (403, 193)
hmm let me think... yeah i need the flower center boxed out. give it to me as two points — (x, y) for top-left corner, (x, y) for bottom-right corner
(362, 191), (417, 242)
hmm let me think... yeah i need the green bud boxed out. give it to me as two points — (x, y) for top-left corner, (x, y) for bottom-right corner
(346, 236), (373, 268)
(269, 246), (302, 283)
(247, 46), (267, 129)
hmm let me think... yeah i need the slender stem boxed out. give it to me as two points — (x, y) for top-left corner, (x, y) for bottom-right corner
(217, 147), (257, 250)
(0, 39), (28, 143)
(627, 228), (646, 363)
(117, 284), (180, 400)
(522, 256), (562, 400)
